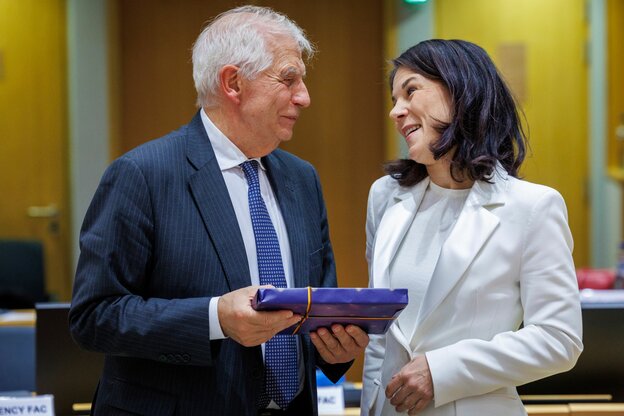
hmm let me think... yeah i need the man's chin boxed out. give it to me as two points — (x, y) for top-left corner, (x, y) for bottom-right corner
(278, 131), (294, 143)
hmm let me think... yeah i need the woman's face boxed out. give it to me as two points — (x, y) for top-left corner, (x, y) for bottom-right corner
(389, 66), (452, 165)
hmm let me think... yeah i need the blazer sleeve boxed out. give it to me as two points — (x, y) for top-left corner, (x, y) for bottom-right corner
(69, 156), (214, 366)
(425, 189), (584, 406)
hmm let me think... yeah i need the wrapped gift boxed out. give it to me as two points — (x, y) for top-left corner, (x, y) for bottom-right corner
(252, 287), (408, 335)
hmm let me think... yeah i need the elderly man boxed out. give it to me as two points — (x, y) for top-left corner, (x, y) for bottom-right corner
(69, 5), (368, 416)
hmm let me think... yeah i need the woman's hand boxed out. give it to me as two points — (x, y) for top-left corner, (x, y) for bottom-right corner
(386, 355), (434, 414)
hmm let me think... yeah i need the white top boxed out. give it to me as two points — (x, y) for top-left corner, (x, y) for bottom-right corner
(390, 181), (470, 348)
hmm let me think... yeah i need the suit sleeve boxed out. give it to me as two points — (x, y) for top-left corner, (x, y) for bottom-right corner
(69, 156), (214, 366)
(425, 189), (583, 406)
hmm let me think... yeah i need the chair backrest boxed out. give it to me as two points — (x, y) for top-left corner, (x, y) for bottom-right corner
(0, 325), (36, 392)
(0, 239), (47, 308)
(36, 303), (103, 415)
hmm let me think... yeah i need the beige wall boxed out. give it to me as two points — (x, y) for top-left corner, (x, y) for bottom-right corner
(435, 0), (590, 267)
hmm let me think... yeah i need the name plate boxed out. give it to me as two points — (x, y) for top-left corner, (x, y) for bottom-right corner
(0, 396), (54, 415)
(317, 385), (344, 415)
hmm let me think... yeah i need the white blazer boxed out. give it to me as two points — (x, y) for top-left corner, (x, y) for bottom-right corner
(361, 169), (583, 416)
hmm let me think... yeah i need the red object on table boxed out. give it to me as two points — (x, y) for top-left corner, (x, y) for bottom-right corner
(576, 268), (616, 289)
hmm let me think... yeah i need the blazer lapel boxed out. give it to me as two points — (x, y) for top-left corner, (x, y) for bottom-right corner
(372, 179), (429, 352)
(372, 178), (429, 290)
(415, 172), (507, 329)
(186, 113), (251, 291)
(263, 153), (308, 288)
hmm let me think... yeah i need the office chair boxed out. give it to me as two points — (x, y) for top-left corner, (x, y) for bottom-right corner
(0, 325), (36, 392)
(0, 239), (47, 309)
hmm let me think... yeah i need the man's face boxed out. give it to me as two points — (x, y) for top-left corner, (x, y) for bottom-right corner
(237, 35), (310, 157)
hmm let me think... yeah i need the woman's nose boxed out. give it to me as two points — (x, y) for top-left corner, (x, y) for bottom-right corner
(389, 101), (407, 120)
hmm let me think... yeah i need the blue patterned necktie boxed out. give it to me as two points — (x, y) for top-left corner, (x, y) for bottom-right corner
(240, 160), (298, 410)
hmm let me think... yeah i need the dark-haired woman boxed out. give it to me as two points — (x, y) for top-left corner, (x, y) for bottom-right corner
(361, 39), (582, 416)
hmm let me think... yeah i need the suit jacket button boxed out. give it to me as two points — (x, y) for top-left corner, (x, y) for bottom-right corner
(159, 354), (168, 362)
(182, 354), (190, 363)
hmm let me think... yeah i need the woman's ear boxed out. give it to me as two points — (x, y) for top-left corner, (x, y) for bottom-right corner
(219, 65), (241, 104)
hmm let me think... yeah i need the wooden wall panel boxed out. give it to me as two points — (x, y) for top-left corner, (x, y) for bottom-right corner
(115, 0), (386, 382)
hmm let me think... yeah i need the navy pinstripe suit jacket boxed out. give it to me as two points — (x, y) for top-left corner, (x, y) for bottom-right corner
(69, 112), (350, 415)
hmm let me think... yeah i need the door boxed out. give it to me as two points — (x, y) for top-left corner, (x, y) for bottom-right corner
(0, 0), (71, 301)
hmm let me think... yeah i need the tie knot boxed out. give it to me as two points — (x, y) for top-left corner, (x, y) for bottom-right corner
(240, 160), (260, 185)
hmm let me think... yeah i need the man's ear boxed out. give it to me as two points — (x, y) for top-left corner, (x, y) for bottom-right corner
(219, 65), (242, 104)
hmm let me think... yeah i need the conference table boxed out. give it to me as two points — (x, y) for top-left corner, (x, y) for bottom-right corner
(2, 311), (624, 416)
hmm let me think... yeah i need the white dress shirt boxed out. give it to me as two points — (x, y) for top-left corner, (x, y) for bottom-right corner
(201, 109), (294, 339)
(201, 109), (303, 408)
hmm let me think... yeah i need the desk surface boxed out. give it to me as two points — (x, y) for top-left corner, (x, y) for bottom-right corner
(7, 397), (624, 415)
(0, 309), (35, 326)
(340, 404), (624, 416)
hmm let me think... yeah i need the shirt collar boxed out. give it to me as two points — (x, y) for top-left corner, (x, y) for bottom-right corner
(200, 108), (265, 172)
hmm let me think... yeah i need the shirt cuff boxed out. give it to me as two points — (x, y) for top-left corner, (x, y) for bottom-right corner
(209, 296), (226, 340)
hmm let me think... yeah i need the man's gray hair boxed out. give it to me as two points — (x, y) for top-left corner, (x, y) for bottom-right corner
(192, 5), (314, 108)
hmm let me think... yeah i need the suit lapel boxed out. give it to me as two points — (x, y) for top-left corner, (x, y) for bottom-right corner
(263, 153), (308, 288)
(185, 113), (251, 291)
(415, 172), (507, 329)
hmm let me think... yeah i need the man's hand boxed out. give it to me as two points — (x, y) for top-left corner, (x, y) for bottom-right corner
(310, 324), (369, 364)
(386, 355), (434, 415)
(218, 286), (301, 347)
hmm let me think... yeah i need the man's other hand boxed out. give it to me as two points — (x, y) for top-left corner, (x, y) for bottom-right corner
(310, 324), (369, 364)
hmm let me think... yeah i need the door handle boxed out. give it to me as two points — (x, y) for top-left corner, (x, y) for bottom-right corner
(27, 204), (59, 218)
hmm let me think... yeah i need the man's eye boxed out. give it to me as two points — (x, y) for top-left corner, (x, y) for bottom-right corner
(407, 87), (416, 96)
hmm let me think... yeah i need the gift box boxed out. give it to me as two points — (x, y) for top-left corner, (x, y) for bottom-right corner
(251, 287), (408, 335)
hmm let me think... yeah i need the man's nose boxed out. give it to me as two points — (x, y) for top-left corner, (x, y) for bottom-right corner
(293, 81), (311, 108)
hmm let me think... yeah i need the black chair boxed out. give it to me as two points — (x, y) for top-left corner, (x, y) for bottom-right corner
(0, 239), (48, 309)
(0, 325), (36, 392)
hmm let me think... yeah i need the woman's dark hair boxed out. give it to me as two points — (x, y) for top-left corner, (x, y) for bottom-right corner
(385, 39), (527, 186)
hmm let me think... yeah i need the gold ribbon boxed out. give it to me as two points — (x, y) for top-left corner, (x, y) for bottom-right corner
(290, 286), (397, 335)
(292, 286), (313, 334)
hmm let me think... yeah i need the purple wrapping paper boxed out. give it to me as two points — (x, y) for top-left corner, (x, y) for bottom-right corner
(252, 287), (408, 335)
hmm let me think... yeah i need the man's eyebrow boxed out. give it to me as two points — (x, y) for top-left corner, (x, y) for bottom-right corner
(282, 66), (305, 78)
